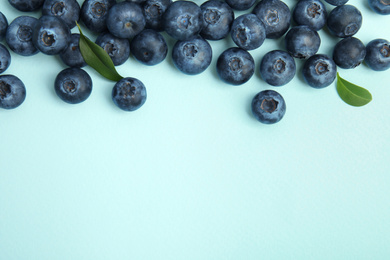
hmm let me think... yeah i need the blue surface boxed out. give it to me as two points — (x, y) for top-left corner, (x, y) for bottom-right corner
(1, 1), (390, 259)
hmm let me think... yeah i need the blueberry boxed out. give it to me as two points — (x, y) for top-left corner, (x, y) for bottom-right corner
(106, 2), (146, 39)
(327, 5), (362, 38)
(230, 13), (266, 51)
(368, 0), (390, 15)
(0, 74), (26, 109)
(172, 36), (212, 75)
(0, 12), (8, 42)
(285, 25), (320, 59)
(333, 37), (366, 69)
(5, 16), (39, 56)
(225, 0), (256, 11)
(251, 90), (286, 124)
(364, 39), (390, 71)
(200, 0), (234, 41)
(162, 0), (203, 41)
(95, 32), (130, 66)
(112, 77), (147, 111)
(292, 0), (327, 31)
(302, 54), (337, 88)
(142, 0), (172, 32)
(0, 44), (11, 74)
(216, 47), (255, 85)
(324, 0), (348, 6)
(8, 0), (45, 12)
(32, 15), (71, 55)
(259, 50), (296, 86)
(42, 0), (80, 29)
(59, 33), (87, 68)
(80, 0), (116, 33)
(130, 29), (168, 66)
(54, 68), (93, 104)
(252, 0), (291, 39)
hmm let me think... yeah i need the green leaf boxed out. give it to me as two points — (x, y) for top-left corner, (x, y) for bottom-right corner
(336, 72), (372, 107)
(76, 22), (123, 82)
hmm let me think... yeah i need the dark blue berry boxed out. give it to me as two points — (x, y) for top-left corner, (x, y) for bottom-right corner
(368, 0), (390, 15)
(302, 54), (337, 88)
(5, 16), (39, 56)
(364, 39), (390, 71)
(200, 0), (234, 41)
(96, 32), (130, 66)
(216, 47), (255, 85)
(324, 0), (348, 6)
(142, 0), (172, 32)
(285, 25), (320, 59)
(251, 90), (286, 124)
(42, 0), (80, 29)
(292, 0), (327, 31)
(252, 0), (291, 39)
(225, 0), (256, 11)
(54, 68), (93, 104)
(231, 13), (266, 51)
(0, 44), (11, 74)
(0, 74), (26, 109)
(112, 77), (147, 111)
(130, 29), (168, 66)
(0, 12), (8, 42)
(80, 0), (116, 33)
(172, 36), (212, 75)
(327, 4), (362, 38)
(59, 33), (87, 68)
(8, 0), (45, 12)
(260, 50), (296, 86)
(333, 37), (366, 69)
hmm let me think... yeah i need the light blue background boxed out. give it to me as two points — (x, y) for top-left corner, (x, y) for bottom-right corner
(1, 1), (389, 259)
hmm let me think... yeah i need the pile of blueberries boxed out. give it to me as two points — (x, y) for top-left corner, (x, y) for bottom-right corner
(0, 0), (390, 123)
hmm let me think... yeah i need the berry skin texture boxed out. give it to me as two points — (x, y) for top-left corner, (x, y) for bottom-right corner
(172, 36), (212, 75)
(95, 32), (130, 66)
(54, 68), (93, 104)
(369, 0), (390, 15)
(143, 0), (172, 32)
(5, 16), (39, 56)
(292, 0), (327, 31)
(327, 5), (362, 38)
(80, 0), (116, 33)
(333, 37), (366, 69)
(0, 12), (8, 42)
(251, 90), (286, 124)
(252, 0), (291, 39)
(231, 14), (266, 51)
(285, 25), (321, 59)
(0, 44), (11, 74)
(200, 0), (234, 41)
(260, 50), (296, 87)
(130, 29), (168, 66)
(216, 47), (255, 85)
(225, 0), (256, 11)
(364, 39), (390, 71)
(112, 77), (147, 112)
(324, 0), (348, 6)
(42, 0), (80, 29)
(8, 0), (45, 12)
(302, 54), (337, 88)
(59, 33), (87, 68)
(0, 74), (26, 109)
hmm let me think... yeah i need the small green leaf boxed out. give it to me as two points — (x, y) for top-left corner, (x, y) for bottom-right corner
(336, 73), (372, 107)
(76, 22), (123, 82)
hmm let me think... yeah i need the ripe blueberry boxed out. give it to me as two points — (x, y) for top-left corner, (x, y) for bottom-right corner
(327, 5), (362, 38)
(368, 0), (390, 15)
(230, 13), (266, 51)
(200, 0), (234, 41)
(285, 25), (320, 59)
(364, 38), (390, 71)
(302, 54), (337, 88)
(80, 0), (116, 33)
(251, 90), (286, 124)
(0, 44), (11, 74)
(292, 0), (327, 31)
(59, 33), (87, 68)
(142, 0), (172, 32)
(333, 37), (366, 69)
(260, 50), (296, 87)
(112, 77), (147, 111)
(8, 0), (45, 12)
(96, 32), (130, 66)
(6, 16), (39, 56)
(0, 74), (26, 109)
(42, 0), (80, 29)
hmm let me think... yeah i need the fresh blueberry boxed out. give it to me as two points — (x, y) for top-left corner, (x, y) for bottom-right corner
(0, 74), (26, 109)
(32, 15), (71, 55)
(251, 90), (286, 124)
(200, 0), (234, 41)
(59, 34), (86, 68)
(96, 32), (130, 66)
(172, 36), (212, 75)
(285, 25), (320, 59)
(42, 0), (80, 29)
(162, 0), (203, 41)
(259, 50), (296, 86)
(368, 0), (390, 15)
(225, 0), (256, 11)
(327, 5), (362, 38)
(54, 68), (93, 104)
(142, 0), (172, 32)
(252, 0), (291, 39)
(216, 47), (255, 85)
(292, 0), (327, 31)
(302, 54), (337, 88)
(112, 77), (147, 111)
(5, 16), (39, 56)
(0, 44), (11, 74)
(106, 1), (146, 39)
(130, 29), (168, 66)
(8, 0), (45, 12)
(333, 37), (366, 69)
(364, 39), (390, 71)
(0, 12), (8, 42)
(324, 0), (348, 6)
(230, 13), (266, 51)
(80, 0), (116, 33)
